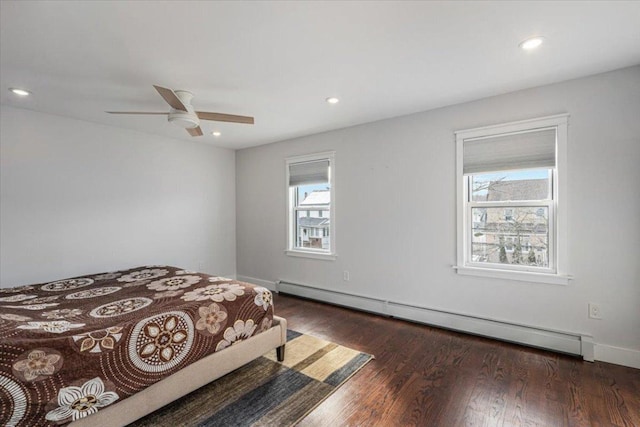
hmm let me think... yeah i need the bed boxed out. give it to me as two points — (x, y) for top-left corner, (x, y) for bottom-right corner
(0, 266), (287, 427)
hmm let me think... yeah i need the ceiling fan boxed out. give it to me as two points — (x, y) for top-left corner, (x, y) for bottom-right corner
(106, 85), (254, 137)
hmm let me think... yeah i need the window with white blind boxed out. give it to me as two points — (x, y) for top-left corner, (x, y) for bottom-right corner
(285, 152), (335, 260)
(455, 115), (570, 284)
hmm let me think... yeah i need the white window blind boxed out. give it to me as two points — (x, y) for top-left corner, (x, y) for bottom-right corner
(289, 160), (329, 187)
(463, 128), (556, 175)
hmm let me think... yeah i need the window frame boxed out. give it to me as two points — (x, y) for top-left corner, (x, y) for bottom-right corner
(285, 151), (336, 260)
(455, 114), (570, 285)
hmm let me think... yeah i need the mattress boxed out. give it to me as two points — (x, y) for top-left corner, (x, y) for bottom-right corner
(0, 266), (275, 426)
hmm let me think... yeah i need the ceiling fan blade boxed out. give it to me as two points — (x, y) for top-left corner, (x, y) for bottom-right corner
(196, 111), (254, 124)
(186, 126), (203, 137)
(106, 112), (168, 115)
(153, 85), (188, 111)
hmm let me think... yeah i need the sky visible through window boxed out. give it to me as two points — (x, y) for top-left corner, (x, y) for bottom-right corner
(476, 168), (548, 181)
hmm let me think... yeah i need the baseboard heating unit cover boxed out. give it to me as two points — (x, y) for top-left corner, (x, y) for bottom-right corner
(276, 280), (594, 361)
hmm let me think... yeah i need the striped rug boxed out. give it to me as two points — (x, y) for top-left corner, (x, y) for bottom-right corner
(128, 330), (373, 426)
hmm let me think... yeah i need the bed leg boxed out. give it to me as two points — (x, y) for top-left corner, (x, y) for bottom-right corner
(276, 344), (285, 362)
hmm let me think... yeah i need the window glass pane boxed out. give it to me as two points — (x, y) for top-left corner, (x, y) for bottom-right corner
(295, 209), (330, 250)
(471, 169), (551, 202)
(297, 183), (330, 205)
(471, 206), (549, 267)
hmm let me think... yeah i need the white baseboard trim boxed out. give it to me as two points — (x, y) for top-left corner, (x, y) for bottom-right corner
(595, 344), (640, 369)
(275, 279), (601, 363)
(236, 275), (277, 291)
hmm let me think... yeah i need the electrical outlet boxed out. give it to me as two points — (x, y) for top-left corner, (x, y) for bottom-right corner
(588, 303), (602, 319)
(343, 271), (350, 281)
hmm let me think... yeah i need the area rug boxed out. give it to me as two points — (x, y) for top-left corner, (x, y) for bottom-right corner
(128, 330), (374, 427)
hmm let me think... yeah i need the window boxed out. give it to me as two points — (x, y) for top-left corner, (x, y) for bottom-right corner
(286, 152), (335, 260)
(504, 208), (514, 221)
(455, 115), (569, 284)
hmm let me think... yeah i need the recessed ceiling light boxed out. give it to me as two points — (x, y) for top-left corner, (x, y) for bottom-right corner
(326, 97), (340, 104)
(212, 131), (221, 137)
(519, 36), (545, 50)
(9, 88), (31, 96)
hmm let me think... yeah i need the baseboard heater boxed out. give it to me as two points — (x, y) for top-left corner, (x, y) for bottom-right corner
(276, 280), (594, 361)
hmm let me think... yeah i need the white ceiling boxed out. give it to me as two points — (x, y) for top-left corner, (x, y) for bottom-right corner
(1, 1), (639, 150)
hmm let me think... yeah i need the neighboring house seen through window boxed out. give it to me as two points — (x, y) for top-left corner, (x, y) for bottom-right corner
(455, 115), (570, 284)
(286, 152), (335, 260)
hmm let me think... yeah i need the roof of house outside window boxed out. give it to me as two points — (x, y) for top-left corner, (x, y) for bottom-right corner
(300, 190), (330, 205)
(484, 179), (548, 201)
(298, 217), (330, 228)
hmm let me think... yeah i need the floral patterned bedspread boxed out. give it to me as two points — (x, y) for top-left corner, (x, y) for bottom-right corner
(0, 266), (274, 426)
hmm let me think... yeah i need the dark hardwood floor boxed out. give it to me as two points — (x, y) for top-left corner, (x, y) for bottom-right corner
(273, 293), (640, 427)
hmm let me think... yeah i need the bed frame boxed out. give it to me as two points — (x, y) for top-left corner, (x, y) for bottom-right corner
(70, 315), (287, 427)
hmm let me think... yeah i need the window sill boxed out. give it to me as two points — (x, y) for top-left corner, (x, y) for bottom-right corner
(453, 266), (572, 285)
(285, 250), (337, 261)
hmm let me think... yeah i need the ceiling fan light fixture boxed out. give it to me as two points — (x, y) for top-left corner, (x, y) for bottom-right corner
(9, 88), (31, 96)
(167, 90), (200, 128)
(168, 111), (200, 129)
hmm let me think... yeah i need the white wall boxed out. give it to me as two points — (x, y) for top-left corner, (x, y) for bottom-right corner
(1, 105), (236, 286)
(236, 66), (640, 367)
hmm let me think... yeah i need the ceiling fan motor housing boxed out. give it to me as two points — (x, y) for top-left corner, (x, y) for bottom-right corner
(167, 90), (200, 129)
